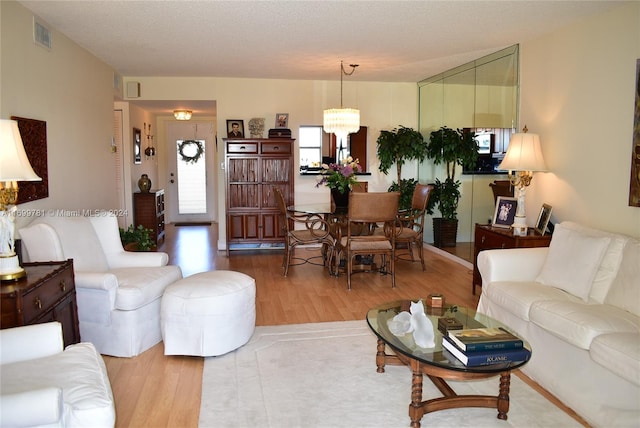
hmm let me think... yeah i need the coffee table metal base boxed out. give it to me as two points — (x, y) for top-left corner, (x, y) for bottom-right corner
(376, 339), (511, 428)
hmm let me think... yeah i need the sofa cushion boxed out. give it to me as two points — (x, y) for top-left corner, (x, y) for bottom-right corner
(535, 223), (610, 301)
(590, 332), (640, 387)
(111, 265), (182, 311)
(529, 300), (640, 349)
(482, 280), (576, 321)
(561, 221), (629, 303)
(1, 342), (115, 427)
(605, 239), (640, 317)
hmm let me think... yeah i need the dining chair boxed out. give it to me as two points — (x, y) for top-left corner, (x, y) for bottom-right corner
(340, 191), (400, 290)
(273, 187), (334, 276)
(351, 181), (368, 193)
(392, 183), (434, 271)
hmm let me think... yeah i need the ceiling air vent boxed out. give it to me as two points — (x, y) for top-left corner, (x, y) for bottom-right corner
(33, 17), (52, 50)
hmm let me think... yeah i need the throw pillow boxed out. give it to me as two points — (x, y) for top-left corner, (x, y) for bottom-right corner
(536, 224), (611, 301)
(605, 240), (640, 317)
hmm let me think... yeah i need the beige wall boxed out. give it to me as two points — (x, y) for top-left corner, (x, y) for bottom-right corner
(1, 1), (117, 229)
(520, 1), (640, 237)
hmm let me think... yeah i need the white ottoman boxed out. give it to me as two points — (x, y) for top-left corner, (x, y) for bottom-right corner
(161, 270), (256, 356)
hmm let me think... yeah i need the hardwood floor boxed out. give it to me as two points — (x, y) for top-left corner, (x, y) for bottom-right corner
(103, 223), (588, 427)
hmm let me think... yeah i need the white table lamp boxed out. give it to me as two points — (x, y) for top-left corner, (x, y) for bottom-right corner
(498, 126), (547, 236)
(0, 119), (42, 280)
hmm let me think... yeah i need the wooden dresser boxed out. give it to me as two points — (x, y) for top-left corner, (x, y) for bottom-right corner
(473, 224), (552, 295)
(134, 189), (165, 245)
(1, 260), (80, 347)
(224, 138), (294, 253)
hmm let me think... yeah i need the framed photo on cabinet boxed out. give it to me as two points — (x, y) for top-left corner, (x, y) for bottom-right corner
(492, 196), (517, 228)
(535, 203), (553, 235)
(227, 120), (245, 138)
(275, 113), (289, 128)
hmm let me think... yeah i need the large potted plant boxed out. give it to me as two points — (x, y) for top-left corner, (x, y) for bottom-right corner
(425, 126), (478, 247)
(119, 224), (156, 251)
(376, 126), (429, 209)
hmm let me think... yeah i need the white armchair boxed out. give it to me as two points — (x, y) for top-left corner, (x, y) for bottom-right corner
(19, 212), (183, 357)
(0, 322), (115, 427)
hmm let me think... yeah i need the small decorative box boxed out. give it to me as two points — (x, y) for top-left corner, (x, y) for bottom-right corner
(437, 317), (463, 334)
(426, 293), (445, 308)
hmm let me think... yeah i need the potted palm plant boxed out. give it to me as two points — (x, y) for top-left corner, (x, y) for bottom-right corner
(425, 126), (478, 247)
(376, 126), (429, 209)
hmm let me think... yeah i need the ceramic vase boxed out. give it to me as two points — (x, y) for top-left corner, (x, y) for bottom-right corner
(138, 174), (152, 193)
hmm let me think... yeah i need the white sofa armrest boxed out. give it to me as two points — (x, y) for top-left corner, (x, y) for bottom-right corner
(0, 322), (63, 364)
(74, 271), (119, 291)
(0, 388), (63, 428)
(477, 247), (548, 285)
(106, 250), (169, 268)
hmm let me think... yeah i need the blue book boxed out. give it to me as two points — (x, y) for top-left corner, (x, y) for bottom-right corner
(447, 327), (524, 352)
(442, 336), (531, 367)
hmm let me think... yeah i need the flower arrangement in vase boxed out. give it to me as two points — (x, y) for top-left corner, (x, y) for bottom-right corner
(315, 157), (362, 193)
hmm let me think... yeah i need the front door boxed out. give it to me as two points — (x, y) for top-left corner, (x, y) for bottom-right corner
(166, 120), (216, 224)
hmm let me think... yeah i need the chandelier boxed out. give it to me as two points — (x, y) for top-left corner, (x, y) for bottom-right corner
(323, 61), (360, 146)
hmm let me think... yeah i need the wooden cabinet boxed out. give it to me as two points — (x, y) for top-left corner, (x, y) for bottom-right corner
(225, 138), (294, 253)
(134, 189), (165, 245)
(473, 224), (552, 295)
(1, 260), (80, 347)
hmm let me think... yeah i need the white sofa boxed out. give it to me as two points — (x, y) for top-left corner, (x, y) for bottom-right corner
(477, 221), (639, 427)
(19, 212), (183, 357)
(0, 322), (115, 427)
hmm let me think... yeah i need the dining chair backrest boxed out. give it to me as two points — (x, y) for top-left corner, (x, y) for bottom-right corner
(273, 186), (287, 215)
(351, 181), (368, 193)
(411, 184), (434, 212)
(348, 192), (400, 223)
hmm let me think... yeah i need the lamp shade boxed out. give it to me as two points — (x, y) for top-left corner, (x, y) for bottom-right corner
(323, 108), (360, 140)
(0, 119), (41, 181)
(499, 131), (547, 172)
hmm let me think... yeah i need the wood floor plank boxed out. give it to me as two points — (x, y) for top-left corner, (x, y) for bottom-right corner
(102, 223), (587, 427)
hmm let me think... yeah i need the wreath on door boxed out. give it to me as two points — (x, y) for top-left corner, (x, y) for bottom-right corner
(178, 140), (204, 164)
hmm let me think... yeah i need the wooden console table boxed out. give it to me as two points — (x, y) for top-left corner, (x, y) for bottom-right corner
(1, 260), (80, 347)
(473, 224), (552, 295)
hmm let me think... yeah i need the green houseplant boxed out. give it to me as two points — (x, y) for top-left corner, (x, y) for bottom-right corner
(376, 126), (429, 209)
(119, 224), (156, 251)
(425, 126), (478, 247)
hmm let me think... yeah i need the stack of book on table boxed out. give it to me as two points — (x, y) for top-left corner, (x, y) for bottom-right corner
(442, 327), (531, 367)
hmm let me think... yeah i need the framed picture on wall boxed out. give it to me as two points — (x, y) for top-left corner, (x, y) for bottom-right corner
(275, 113), (289, 128)
(227, 120), (244, 138)
(133, 127), (142, 164)
(535, 203), (553, 235)
(492, 196), (517, 228)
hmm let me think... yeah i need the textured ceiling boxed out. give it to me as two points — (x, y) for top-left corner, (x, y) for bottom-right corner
(17, 0), (623, 115)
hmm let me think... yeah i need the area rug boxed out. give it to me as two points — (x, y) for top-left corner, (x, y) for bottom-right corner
(199, 321), (580, 428)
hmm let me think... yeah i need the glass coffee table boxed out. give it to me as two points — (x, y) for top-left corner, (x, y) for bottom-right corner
(366, 300), (531, 428)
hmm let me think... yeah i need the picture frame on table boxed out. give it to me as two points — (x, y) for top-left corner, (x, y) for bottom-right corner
(227, 120), (245, 138)
(535, 203), (553, 235)
(275, 113), (289, 128)
(492, 196), (518, 228)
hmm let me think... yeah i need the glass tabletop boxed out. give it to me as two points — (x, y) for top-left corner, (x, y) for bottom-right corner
(366, 299), (531, 373)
